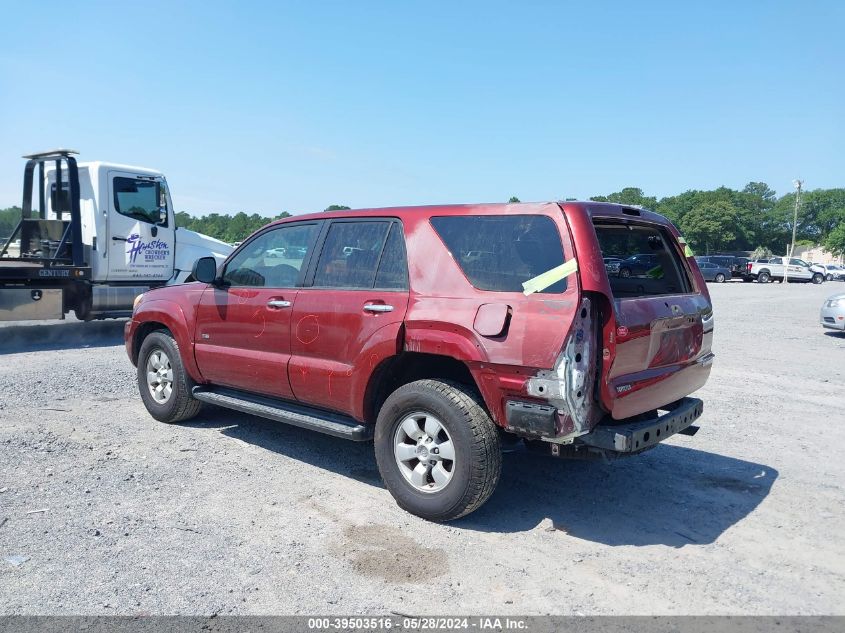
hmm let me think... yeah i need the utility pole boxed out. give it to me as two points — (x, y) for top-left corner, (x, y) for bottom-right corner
(784, 179), (803, 284)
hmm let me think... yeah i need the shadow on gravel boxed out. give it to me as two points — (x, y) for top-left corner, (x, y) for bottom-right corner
(179, 407), (384, 488)
(823, 331), (845, 339)
(179, 409), (776, 547)
(0, 319), (126, 353)
(458, 444), (778, 546)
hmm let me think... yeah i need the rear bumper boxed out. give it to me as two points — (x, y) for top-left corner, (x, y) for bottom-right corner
(578, 397), (703, 453)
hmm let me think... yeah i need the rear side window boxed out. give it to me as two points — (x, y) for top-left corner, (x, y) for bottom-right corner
(430, 215), (567, 293)
(374, 224), (409, 289)
(313, 221), (405, 289)
(594, 223), (692, 297)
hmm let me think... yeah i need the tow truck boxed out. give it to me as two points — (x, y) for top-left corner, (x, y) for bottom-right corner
(0, 150), (232, 321)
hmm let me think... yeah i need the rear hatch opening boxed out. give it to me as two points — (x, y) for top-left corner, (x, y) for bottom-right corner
(593, 219), (714, 420)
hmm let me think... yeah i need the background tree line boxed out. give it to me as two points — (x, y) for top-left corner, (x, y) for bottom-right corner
(1, 187), (843, 256)
(585, 184), (845, 257)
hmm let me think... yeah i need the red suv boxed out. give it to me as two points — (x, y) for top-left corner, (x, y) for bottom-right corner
(126, 202), (714, 521)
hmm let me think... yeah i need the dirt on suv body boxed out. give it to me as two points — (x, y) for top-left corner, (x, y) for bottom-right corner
(126, 201), (715, 521)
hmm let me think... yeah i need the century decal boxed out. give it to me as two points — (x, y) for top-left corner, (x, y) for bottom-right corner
(126, 233), (170, 264)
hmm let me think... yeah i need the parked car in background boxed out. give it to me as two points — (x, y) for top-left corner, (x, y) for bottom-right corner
(696, 260), (731, 283)
(125, 201), (714, 521)
(603, 256), (622, 275)
(746, 257), (825, 284)
(697, 255), (750, 280)
(617, 253), (661, 278)
(821, 264), (845, 282)
(820, 293), (845, 331)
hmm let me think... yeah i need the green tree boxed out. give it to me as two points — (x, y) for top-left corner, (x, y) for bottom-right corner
(590, 187), (657, 210)
(172, 210), (291, 243)
(324, 204), (351, 212)
(750, 245), (772, 260)
(742, 182), (777, 203)
(679, 202), (738, 254)
(825, 224), (845, 258)
(0, 206), (22, 239)
(508, 196), (521, 203)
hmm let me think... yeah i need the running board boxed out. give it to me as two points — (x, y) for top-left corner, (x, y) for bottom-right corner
(191, 387), (373, 441)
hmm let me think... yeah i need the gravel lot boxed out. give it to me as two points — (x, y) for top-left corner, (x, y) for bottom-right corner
(1, 281), (843, 615)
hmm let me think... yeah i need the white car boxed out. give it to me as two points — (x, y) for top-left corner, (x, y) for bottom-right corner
(820, 293), (845, 331)
(820, 264), (845, 282)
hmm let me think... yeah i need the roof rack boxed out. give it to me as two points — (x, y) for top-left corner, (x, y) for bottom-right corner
(21, 149), (80, 160)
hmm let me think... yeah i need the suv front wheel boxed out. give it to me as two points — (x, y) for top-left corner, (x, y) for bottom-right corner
(137, 331), (202, 424)
(374, 380), (502, 522)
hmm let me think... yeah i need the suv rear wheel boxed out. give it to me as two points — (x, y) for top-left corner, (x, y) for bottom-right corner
(374, 379), (502, 521)
(758, 271), (771, 283)
(137, 331), (202, 424)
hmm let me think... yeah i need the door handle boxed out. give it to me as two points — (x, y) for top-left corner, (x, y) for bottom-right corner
(364, 303), (394, 313)
(112, 236), (128, 242)
(266, 299), (292, 309)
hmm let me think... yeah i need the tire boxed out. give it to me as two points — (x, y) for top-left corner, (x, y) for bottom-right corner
(812, 273), (824, 284)
(827, 274), (834, 281)
(619, 267), (632, 278)
(715, 273), (726, 283)
(137, 330), (202, 423)
(758, 271), (771, 283)
(374, 379), (502, 522)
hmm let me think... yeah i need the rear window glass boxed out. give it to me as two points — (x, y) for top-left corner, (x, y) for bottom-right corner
(431, 215), (566, 293)
(313, 221), (390, 289)
(594, 223), (692, 297)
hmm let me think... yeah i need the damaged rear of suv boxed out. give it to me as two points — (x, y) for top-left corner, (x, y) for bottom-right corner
(126, 201), (714, 521)
(421, 203), (713, 462)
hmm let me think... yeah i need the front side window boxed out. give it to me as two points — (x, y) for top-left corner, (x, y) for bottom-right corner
(594, 223), (692, 297)
(113, 177), (166, 226)
(430, 215), (567, 293)
(313, 221), (392, 289)
(223, 223), (319, 287)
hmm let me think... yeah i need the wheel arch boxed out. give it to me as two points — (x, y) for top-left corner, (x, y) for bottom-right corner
(132, 321), (172, 364)
(362, 352), (482, 425)
(131, 300), (203, 383)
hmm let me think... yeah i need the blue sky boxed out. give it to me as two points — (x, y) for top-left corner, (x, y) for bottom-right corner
(0, 1), (842, 215)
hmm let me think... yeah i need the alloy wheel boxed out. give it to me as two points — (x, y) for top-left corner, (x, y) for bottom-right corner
(146, 349), (174, 404)
(393, 412), (455, 493)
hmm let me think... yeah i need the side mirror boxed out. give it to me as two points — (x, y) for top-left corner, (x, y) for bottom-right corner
(192, 256), (218, 284)
(158, 207), (167, 224)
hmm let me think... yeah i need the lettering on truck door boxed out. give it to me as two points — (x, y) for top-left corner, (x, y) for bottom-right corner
(106, 172), (175, 281)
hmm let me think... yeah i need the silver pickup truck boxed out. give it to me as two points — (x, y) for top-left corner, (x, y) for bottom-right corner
(746, 257), (825, 284)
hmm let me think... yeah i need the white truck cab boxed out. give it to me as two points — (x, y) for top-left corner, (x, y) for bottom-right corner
(0, 149), (232, 321)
